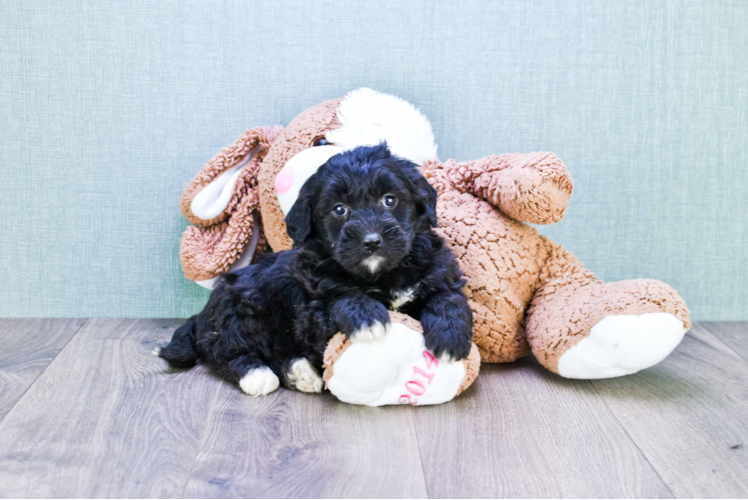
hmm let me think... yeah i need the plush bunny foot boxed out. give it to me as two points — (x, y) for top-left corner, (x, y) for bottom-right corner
(527, 274), (691, 378)
(556, 312), (686, 379)
(322, 313), (480, 406)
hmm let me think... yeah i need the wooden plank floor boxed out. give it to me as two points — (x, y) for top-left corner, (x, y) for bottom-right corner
(0, 320), (746, 498)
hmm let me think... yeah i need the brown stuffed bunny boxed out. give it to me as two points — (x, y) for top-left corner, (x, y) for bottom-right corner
(179, 88), (690, 405)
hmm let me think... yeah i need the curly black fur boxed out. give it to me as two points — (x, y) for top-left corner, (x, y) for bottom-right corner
(159, 144), (473, 393)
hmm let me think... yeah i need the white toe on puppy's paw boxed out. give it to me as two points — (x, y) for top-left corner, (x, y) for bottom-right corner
(151, 347), (162, 356)
(438, 352), (457, 364)
(287, 358), (323, 393)
(239, 367), (280, 396)
(350, 321), (390, 342)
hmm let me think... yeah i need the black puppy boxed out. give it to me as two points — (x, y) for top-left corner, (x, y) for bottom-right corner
(158, 144), (473, 396)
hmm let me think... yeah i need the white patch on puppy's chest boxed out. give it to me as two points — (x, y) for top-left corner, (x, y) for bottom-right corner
(390, 287), (417, 310)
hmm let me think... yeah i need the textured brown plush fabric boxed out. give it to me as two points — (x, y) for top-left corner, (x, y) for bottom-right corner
(321, 311), (481, 397)
(322, 332), (348, 387)
(457, 342), (481, 396)
(439, 152), (573, 224)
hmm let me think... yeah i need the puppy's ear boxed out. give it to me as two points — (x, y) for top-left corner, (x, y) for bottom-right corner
(412, 175), (438, 227)
(394, 157), (438, 227)
(285, 176), (317, 247)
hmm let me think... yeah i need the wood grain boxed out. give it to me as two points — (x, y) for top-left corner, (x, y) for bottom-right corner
(0, 318), (86, 421)
(591, 324), (748, 498)
(701, 322), (748, 364)
(1, 320), (747, 498)
(0, 319), (222, 498)
(183, 383), (428, 498)
(412, 358), (673, 498)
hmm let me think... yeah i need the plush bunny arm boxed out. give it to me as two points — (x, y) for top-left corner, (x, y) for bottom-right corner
(442, 152), (573, 224)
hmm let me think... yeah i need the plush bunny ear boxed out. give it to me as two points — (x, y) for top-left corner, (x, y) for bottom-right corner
(189, 154), (254, 221)
(181, 126), (283, 226)
(179, 126), (283, 286)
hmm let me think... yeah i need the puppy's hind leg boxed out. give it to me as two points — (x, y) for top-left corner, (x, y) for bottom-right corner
(158, 316), (198, 369)
(282, 358), (324, 393)
(229, 355), (280, 396)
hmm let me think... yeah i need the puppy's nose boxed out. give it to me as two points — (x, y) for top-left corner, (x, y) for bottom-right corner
(362, 233), (383, 250)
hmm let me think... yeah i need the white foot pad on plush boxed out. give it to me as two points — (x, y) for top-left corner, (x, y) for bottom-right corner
(327, 322), (466, 406)
(557, 312), (687, 379)
(239, 367), (280, 396)
(287, 358), (323, 393)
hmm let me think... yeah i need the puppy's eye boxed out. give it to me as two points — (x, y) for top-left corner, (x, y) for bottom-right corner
(332, 204), (348, 217)
(382, 194), (397, 208)
(313, 137), (330, 147)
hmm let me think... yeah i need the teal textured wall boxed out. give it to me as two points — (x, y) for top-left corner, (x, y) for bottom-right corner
(1, 0), (746, 319)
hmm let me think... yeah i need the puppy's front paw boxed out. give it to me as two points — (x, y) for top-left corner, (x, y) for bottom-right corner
(424, 327), (473, 363)
(333, 298), (391, 343)
(239, 367), (280, 396)
(349, 321), (391, 343)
